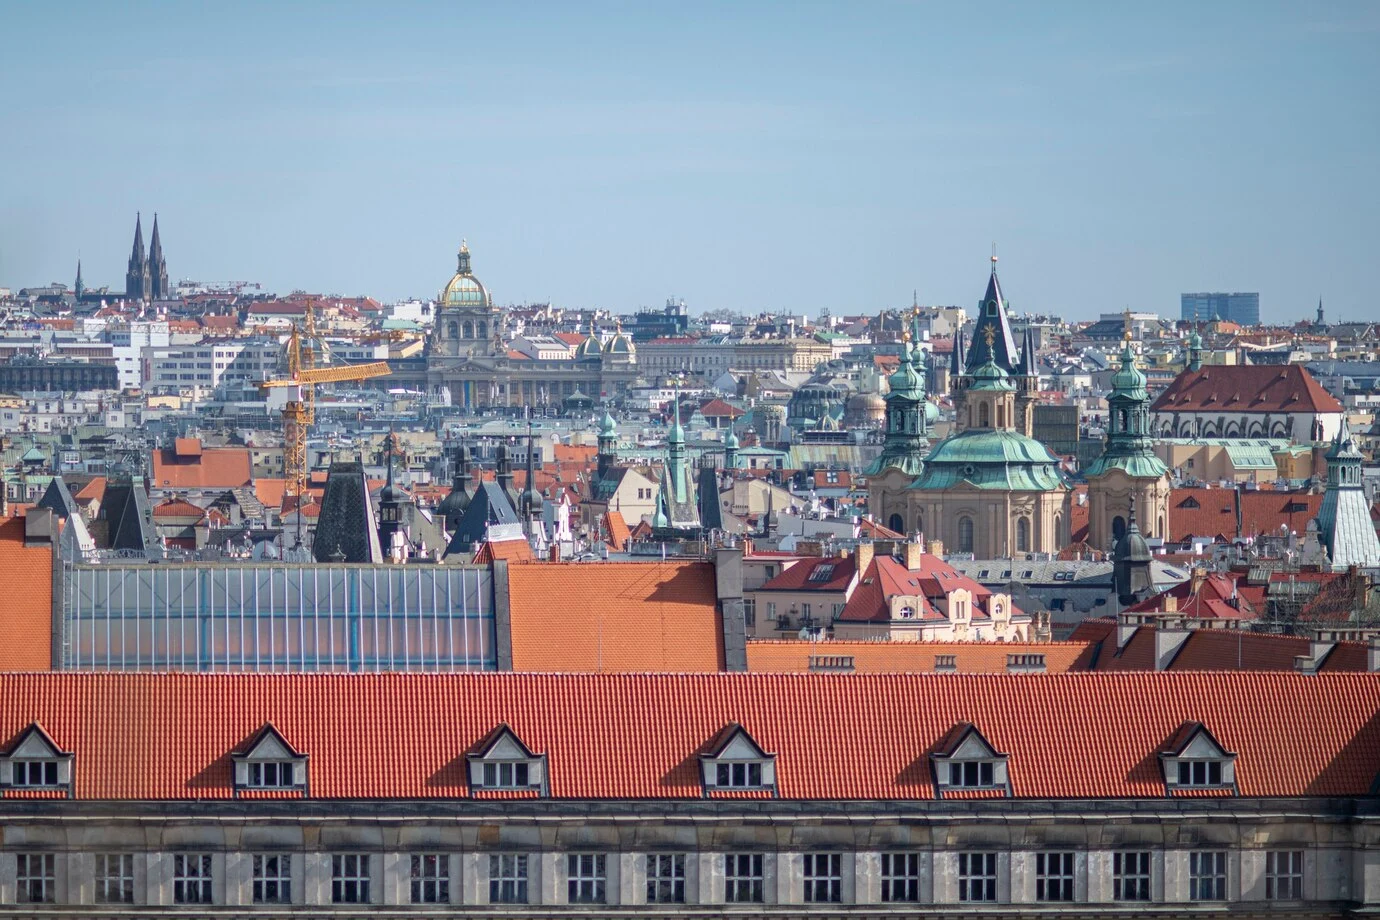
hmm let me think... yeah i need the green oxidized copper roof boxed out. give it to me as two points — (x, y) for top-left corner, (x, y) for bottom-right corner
(968, 358), (1015, 392)
(1109, 341), (1147, 397)
(908, 430), (1065, 491)
(1082, 453), (1169, 479)
(865, 450), (926, 478)
(888, 343), (923, 399)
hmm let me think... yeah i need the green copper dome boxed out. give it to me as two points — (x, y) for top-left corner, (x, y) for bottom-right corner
(909, 430), (1065, 491)
(887, 343), (924, 399)
(1109, 341), (1147, 397)
(968, 357), (1015, 392)
(725, 430), (740, 449)
(599, 409), (617, 437)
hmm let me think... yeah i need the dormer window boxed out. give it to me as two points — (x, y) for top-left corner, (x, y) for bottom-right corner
(700, 724), (775, 793)
(467, 725), (546, 794)
(1160, 722), (1235, 791)
(931, 723), (1009, 796)
(232, 724), (308, 793)
(1, 724), (73, 792)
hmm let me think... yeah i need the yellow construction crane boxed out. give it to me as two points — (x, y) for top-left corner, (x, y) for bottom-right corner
(260, 304), (391, 503)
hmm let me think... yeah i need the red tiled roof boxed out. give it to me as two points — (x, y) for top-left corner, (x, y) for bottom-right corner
(152, 447), (252, 490)
(1, 671), (1378, 799)
(474, 538), (535, 564)
(840, 555), (1011, 624)
(760, 555), (856, 592)
(152, 499), (206, 520)
(698, 398), (745, 418)
(1151, 364), (1343, 414)
(0, 517), (52, 670)
(1071, 617), (1371, 673)
(507, 562), (724, 672)
(1168, 488), (1322, 543)
(173, 437), (203, 457)
(602, 511), (631, 551)
(73, 476), (106, 503)
(1126, 572), (1255, 620)
(858, 518), (904, 540)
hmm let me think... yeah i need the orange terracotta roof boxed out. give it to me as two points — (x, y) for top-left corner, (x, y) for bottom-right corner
(474, 538), (535, 564)
(73, 476), (106, 503)
(554, 444), (597, 464)
(746, 641), (1096, 673)
(0, 671), (1378, 799)
(1151, 364), (1343, 414)
(602, 510), (631, 551)
(1168, 488), (1321, 543)
(0, 517), (53, 670)
(173, 437), (203, 457)
(152, 447), (252, 490)
(152, 498), (206, 519)
(507, 562), (724, 672)
(1070, 617), (1372, 673)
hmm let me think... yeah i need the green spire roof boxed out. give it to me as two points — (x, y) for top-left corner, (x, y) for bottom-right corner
(1109, 339), (1147, 396)
(968, 357), (1015, 392)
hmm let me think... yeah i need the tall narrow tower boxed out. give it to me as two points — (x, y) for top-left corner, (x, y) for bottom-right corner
(74, 259), (85, 299)
(125, 213), (151, 302)
(148, 213), (169, 299)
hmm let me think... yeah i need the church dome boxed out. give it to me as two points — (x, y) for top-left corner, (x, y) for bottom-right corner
(574, 325), (603, 361)
(887, 356), (923, 400)
(911, 429), (1065, 491)
(969, 358), (1015, 392)
(1109, 340), (1147, 395)
(606, 323), (635, 355)
(924, 399), (940, 425)
(442, 242), (490, 307)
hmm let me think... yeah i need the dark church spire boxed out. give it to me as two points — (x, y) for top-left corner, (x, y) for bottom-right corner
(965, 253), (1021, 375)
(74, 258), (84, 298)
(125, 212), (151, 302)
(148, 213), (169, 299)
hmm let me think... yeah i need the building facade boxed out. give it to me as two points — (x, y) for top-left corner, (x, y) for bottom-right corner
(1180, 292), (1259, 325)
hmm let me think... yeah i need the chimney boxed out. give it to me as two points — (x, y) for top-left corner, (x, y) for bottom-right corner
(1189, 566), (1206, 596)
(927, 539), (945, 557)
(1116, 613), (1138, 651)
(1309, 637), (1337, 669)
(1154, 617), (1191, 670)
(904, 534), (923, 572)
(549, 543), (561, 563)
(855, 538), (874, 576)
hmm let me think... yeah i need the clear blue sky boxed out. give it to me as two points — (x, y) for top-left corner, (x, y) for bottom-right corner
(2, 1), (1376, 322)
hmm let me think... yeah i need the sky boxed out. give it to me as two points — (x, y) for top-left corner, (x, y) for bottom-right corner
(1, 1), (1377, 323)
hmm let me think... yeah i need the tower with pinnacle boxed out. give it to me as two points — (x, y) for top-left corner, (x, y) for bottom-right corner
(148, 214), (169, 299)
(125, 213), (151, 302)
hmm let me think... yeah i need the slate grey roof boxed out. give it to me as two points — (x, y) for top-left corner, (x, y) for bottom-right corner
(312, 462), (383, 563)
(444, 481), (520, 557)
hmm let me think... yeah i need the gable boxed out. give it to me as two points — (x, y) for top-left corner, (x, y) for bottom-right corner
(719, 732), (768, 761)
(247, 730), (296, 761)
(951, 732), (997, 761)
(1180, 732), (1227, 759)
(10, 730), (63, 759)
(483, 734), (530, 761)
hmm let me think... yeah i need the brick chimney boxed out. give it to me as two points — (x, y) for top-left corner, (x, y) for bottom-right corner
(855, 538), (874, 578)
(904, 534), (923, 572)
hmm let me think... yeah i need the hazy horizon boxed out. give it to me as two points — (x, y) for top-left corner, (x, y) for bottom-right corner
(2, 1), (1377, 323)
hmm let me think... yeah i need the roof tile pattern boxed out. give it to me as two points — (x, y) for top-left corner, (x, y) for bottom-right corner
(507, 562), (724, 672)
(746, 641), (1095, 673)
(1151, 364), (1343, 413)
(0, 519), (52, 670)
(1, 672), (1377, 800)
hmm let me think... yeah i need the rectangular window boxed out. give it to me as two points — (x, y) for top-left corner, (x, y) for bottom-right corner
(714, 760), (764, 788)
(410, 853), (450, 904)
(95, 853), (135, 904)
(247, 761), (294, 788)
(1177, 759), (1224, 786)
(253, 853), (292, 904)
(566, 853), (607, 904)
(1036, 852), (1075, 902)
(481, 760), (531, 788)
(646, 853), (686, 904)
(743, 598), (756, 627)
(1266, 850), (1303, 900)
(17, 853), (55, 904)
(725, 853), (764, 903)
(332, 854), (370, 904)
(10, 760), (59, 787)
(489, 854), (529, 904)
(803, 853), (842, 903)
(173, 853), (213, 904)
(948, 760), (996, 787)
(958, 852), (997, 902)
(1113, 851), (1151, 901)
(1189, 851), (1226, 901)
(881, 852), (920, 902)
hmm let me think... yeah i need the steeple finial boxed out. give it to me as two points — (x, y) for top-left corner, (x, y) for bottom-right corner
(990, 242), (998, 272)
(983, 325), (996, 348)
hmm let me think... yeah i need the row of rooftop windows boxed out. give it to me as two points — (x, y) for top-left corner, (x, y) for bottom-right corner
(0, 721), (1239, 796)
(0, 848), (1312, 906)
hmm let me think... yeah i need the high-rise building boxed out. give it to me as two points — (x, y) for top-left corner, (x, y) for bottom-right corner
(1180, 292), (1259, 325)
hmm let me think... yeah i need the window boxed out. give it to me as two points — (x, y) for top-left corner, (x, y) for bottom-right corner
(1112, 851), (1150, 901)
(743, 597), (756, 627)
(1176, 759), (1224, 787)
(958, 516), (975, 553)
(332, 854), (370, 904)
(489, 854), (529, 904)
(958, 852), (997, 902)
(1036, 852), (1074, 902)
(804, 853), (842, 903)
(481, 761), (531, 788)
(95, 853), (135, 904)
(881, 852), (920, 902)
(807, 564), (836, 582)
(715, 760), (764, 788)
(948, 760), (996, 787)
(246, 761), (295, 788)
(253, 853), (292, 904)
(10, 759), (59, 787)
(1016, 517), (1031, 552)
(17, 853), (55, 904)
(411, 853), (449, 904)
(646, 853), (686, 904)
(566, 853), (607, 904)
(725, 853), (764, 903)
(1266, 850), (1303, 900)
(1189, 851), (1226, 901)
(173, 853), (213, 904)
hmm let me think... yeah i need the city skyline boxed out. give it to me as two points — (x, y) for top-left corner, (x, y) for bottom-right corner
(2, 1), (1377, 322)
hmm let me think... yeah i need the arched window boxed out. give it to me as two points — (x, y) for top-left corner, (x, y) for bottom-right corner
(478, 321), (488, 340)
(1054, 513), (1063, 539)
(997, 404), (1005, 428)
(447, 321), (458, 339)
(888, 513), (904, 534)
(1112, 515), (1127, 543)
(1016, 517), (1031, 553)
(958, 516), (974, 553)
(462, 321), (474, 339)
(1157, 515), (1165, 538)
(1119, 409), (1129, 431)
(914, 513), (924, 538)
(978, 403), (990, 428)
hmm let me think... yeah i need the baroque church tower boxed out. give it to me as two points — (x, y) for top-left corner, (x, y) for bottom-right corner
(1084, 336), (1171, 549)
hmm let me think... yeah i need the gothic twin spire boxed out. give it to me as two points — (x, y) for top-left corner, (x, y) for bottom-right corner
(125, 212), (169, 302)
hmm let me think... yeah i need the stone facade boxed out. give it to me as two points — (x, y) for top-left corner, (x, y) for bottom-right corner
(0, 799), (1371, 915)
